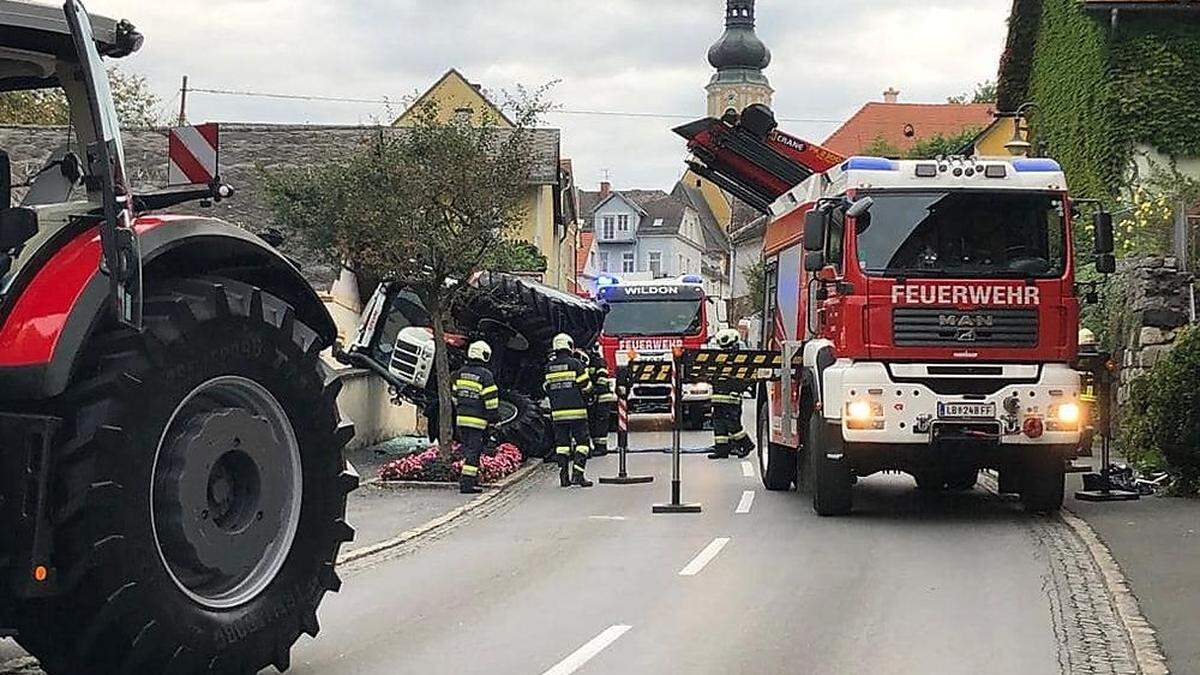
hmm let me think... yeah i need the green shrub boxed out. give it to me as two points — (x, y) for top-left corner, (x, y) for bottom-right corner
(1119, 326), (1200, 494)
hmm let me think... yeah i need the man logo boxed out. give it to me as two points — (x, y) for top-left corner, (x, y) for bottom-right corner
(938, 314), (996, 328)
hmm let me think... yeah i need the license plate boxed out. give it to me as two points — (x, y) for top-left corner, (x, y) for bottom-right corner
(937, 402), (996, 419)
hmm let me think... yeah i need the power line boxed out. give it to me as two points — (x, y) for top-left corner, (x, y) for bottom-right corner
(186, 86), (843, 124)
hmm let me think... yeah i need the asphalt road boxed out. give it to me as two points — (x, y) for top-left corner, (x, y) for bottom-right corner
(2, 405), (1137, 674)
(284, 406), (1085, 675)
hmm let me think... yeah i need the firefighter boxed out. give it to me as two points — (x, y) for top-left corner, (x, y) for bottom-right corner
(585, 344), (617, 457)
(708, 328), (755, 460)
(453, 340), (500, 494)
(546, 333), (594, 488)
(1077, 328), (1100, 457)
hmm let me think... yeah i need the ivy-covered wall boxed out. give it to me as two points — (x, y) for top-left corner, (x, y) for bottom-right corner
(1016, 1), (1200, 201)
(1026, 0), (1121, 201)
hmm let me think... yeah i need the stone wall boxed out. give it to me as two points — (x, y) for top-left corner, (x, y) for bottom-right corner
(1114, 256), (1196, 405)
(0, 123), (561, 289)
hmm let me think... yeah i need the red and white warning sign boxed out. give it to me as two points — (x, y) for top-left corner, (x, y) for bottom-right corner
(167, 123), (219, 186)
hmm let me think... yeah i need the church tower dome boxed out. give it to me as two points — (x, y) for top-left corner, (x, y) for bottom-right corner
(706, 0), (774, 118)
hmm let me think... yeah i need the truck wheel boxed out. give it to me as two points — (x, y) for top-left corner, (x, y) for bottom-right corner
(757, 404), (795, 491)
(493, 390), (551, 459)
(17, 277), (357, 675)
(809, 410), (853, 516)
(1020, 449), (1065, 513)
(913, 471), (945, 492)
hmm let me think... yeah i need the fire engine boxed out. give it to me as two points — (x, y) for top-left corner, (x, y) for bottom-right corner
(597, 275), (717, 428)
(678, 105), (1115, 516)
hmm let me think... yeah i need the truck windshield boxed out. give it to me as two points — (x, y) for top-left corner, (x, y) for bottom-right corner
(604, 300), (703, 337)
(856, 191), (1067, 278)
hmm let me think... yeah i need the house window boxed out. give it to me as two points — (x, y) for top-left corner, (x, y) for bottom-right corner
(618, 215), (630, 232)
(678, 254), (685, 275)
(622, 252), (635, 273)
(598, 251), (610, 272)
(648, 251), (662, 277)
(602, 216), (615, 240)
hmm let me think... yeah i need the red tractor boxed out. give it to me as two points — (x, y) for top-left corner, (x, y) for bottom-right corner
(0, 3), (357, 672)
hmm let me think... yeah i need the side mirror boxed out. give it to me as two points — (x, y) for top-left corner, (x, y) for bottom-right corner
(846, 196), (875, 219)
(1093, 212), (1114, 256)
(0, 207), (38, 250)
(803, 210), (825, 252)
(804, 251), (826, 272)
(1095, 253), (1116, 275)
(0, 150), (10, 210)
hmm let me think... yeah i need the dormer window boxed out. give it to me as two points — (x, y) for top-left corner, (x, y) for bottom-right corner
(618, 214), (629, 232)
(602, 216), (615, 239)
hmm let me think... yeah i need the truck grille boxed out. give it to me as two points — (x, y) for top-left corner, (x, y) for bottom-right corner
(893, 308), (1038, 347)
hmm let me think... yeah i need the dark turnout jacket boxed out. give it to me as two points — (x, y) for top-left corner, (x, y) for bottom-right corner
(544, 351), (592, 421)
(453, 362), (499, 429)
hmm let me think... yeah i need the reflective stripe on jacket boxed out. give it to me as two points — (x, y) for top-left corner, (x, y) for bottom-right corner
(546, 351), (591, 416)
(454, 363), (499, 428)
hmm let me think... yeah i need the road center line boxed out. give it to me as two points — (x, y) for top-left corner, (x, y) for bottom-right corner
(588, 515), (627, 521)
(679, 537), (731, 576)
(736, 490), (755, 514)
(542, 625), (632, 675)
(741, 461), (754, 477)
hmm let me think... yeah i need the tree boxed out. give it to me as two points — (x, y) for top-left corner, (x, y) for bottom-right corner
(0, 67), (161, 127)
(264, 90), (551, 451)
(905, 126), (983, 159)
(861, 135), (903, 159)
(948, 80), (998, 105)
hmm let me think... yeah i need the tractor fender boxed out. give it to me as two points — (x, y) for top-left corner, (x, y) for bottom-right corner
(0, 215), (332, 401)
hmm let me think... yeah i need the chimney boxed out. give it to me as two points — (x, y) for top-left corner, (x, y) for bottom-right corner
(600, 181), (611, 198)
(883, 87), (900, 104)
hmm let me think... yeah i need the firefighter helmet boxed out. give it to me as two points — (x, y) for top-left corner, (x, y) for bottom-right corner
(468, 340), (492, 363)
(714, 328), (740, 349)
(1078, 328), (1097, 347)
(576, 348), (590, 366)
(552, 333), (574, 352)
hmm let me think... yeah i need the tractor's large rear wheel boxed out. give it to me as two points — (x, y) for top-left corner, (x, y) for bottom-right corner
(16, 277), (358, 674)
(493, 390), (551, 459)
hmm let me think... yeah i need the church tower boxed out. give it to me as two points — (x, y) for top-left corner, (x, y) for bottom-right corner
(706, 0), (774, 118)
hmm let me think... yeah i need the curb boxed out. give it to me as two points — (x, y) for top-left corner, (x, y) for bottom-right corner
(337, 461), (547, 566)
(979, 470), (1170, 675)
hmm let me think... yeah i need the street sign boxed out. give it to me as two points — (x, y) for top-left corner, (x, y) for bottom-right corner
(168, 123), (219, 186)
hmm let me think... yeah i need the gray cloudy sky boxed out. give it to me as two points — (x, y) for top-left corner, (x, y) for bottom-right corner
(93, 0), (1012, 191)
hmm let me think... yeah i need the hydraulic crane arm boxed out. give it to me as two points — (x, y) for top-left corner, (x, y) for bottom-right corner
(673, 104), (844, 215)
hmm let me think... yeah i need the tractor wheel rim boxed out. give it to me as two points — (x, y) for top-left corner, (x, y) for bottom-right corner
(151, 376), (303, 610)
(495, 399), (520, 427)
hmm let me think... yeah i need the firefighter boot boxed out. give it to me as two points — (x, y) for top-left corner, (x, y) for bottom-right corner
(573, 456), (594, 488)
(459, 473), (484, 495)
(736, 437), (755, 459)
(558, 454), (572, 488)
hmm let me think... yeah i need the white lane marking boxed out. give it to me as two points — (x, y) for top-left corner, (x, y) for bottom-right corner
(588, 515), (627, 521)
(741, 461), (755, 477)
(736, 490), (756, 514)
(542, 625), (632, 675)
(679, 537), (731, 576)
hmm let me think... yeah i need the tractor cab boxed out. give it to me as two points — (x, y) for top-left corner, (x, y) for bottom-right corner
(0, 0), (143, 324)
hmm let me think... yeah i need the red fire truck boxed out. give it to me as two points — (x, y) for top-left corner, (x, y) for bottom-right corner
(678, 105), (1115, 516)
(597, 276), (715, 428)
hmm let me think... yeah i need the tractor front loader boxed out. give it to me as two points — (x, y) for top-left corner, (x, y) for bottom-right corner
(0, 3), (357, 672)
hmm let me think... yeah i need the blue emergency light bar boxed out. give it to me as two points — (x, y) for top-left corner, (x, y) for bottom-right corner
(842, 156), (898, 172)
(597, 275), (621, 287)
(680, 274), (704, 284)
(1012, 158), (1062, 173)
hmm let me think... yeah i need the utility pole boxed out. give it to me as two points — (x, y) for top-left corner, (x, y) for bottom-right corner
(177, 75), (189, 126)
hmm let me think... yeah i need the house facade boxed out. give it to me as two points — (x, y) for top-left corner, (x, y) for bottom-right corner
(577, 186), (715, 296)
(394, 69), (577, 291)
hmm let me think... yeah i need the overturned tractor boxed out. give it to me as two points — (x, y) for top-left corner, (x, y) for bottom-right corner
(342, 272), (607, 458)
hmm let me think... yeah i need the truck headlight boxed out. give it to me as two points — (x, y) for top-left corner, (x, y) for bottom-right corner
(1048, 402), (1081, 431)
(845, 399), (884, 430)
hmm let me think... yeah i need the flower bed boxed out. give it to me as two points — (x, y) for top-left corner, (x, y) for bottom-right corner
(379, 442), (524, 484)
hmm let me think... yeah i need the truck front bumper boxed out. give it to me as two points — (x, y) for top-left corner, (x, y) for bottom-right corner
(822, 361), (1083, 447)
